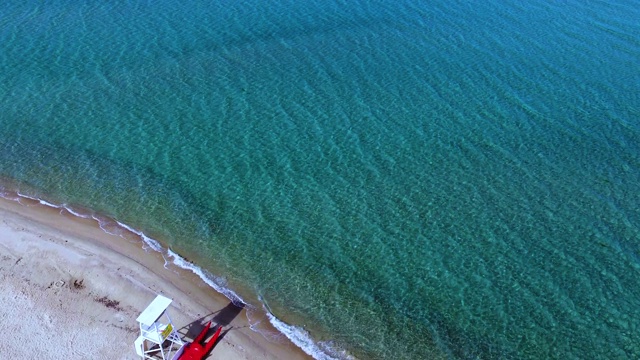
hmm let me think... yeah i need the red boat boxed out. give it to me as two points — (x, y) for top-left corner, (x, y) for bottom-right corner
(178, 322), (222, 360)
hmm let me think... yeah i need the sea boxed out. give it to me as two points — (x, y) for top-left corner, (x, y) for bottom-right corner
(1, 0), (639, 359)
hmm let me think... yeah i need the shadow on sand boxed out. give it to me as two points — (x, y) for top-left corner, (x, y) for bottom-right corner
(176, 301), (245, 347)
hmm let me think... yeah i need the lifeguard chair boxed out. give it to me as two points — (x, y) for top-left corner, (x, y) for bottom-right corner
(134, 294), (185, 360)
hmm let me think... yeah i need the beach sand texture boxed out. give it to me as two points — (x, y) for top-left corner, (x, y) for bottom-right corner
(0, 197), (310, 359)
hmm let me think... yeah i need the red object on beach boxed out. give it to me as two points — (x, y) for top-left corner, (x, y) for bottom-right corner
(179, 322), (223, 360)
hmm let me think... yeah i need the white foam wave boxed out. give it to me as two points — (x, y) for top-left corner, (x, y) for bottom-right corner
(167, 249), (246, 306)
(40, 199), (60, 208)
(117, 220), (163, 252)
(64, 206), (92, 219)
(264, 310), (350, 360)
(16, 192), (39, 201)
(17, 192), (61, 208)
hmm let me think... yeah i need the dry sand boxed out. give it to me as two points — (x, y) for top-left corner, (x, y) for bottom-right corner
(0, 196), (310, 360)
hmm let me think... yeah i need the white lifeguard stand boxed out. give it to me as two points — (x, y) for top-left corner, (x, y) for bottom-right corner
(134, 295), (185, 360)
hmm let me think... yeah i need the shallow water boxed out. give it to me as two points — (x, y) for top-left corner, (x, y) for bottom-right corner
(1, 0), (639, 358)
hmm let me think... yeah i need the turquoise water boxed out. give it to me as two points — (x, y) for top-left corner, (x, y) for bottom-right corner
(1, 0), (640, 358)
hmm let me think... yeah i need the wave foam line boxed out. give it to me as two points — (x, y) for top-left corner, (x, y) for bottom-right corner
(65, 207), (92, 219)
(4, 190), (351, 360)
(264, 309), (353, 360)
(17, 191), (61, 209)
(167, 249), (246, 307)
(116, 220), (163, 252)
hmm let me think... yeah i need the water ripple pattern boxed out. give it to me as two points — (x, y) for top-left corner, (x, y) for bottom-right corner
(1, 0), (639, 358)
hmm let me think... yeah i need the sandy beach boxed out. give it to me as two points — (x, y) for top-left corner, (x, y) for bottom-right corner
(0, 195), (310, 360)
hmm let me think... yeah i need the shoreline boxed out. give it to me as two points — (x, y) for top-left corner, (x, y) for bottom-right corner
(0, 193), (312, 359)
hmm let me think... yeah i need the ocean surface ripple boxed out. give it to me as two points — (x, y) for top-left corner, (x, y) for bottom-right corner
(1, 0), (639, 358)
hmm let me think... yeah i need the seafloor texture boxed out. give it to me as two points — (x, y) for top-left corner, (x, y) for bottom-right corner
(1, 0), (639, 358)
